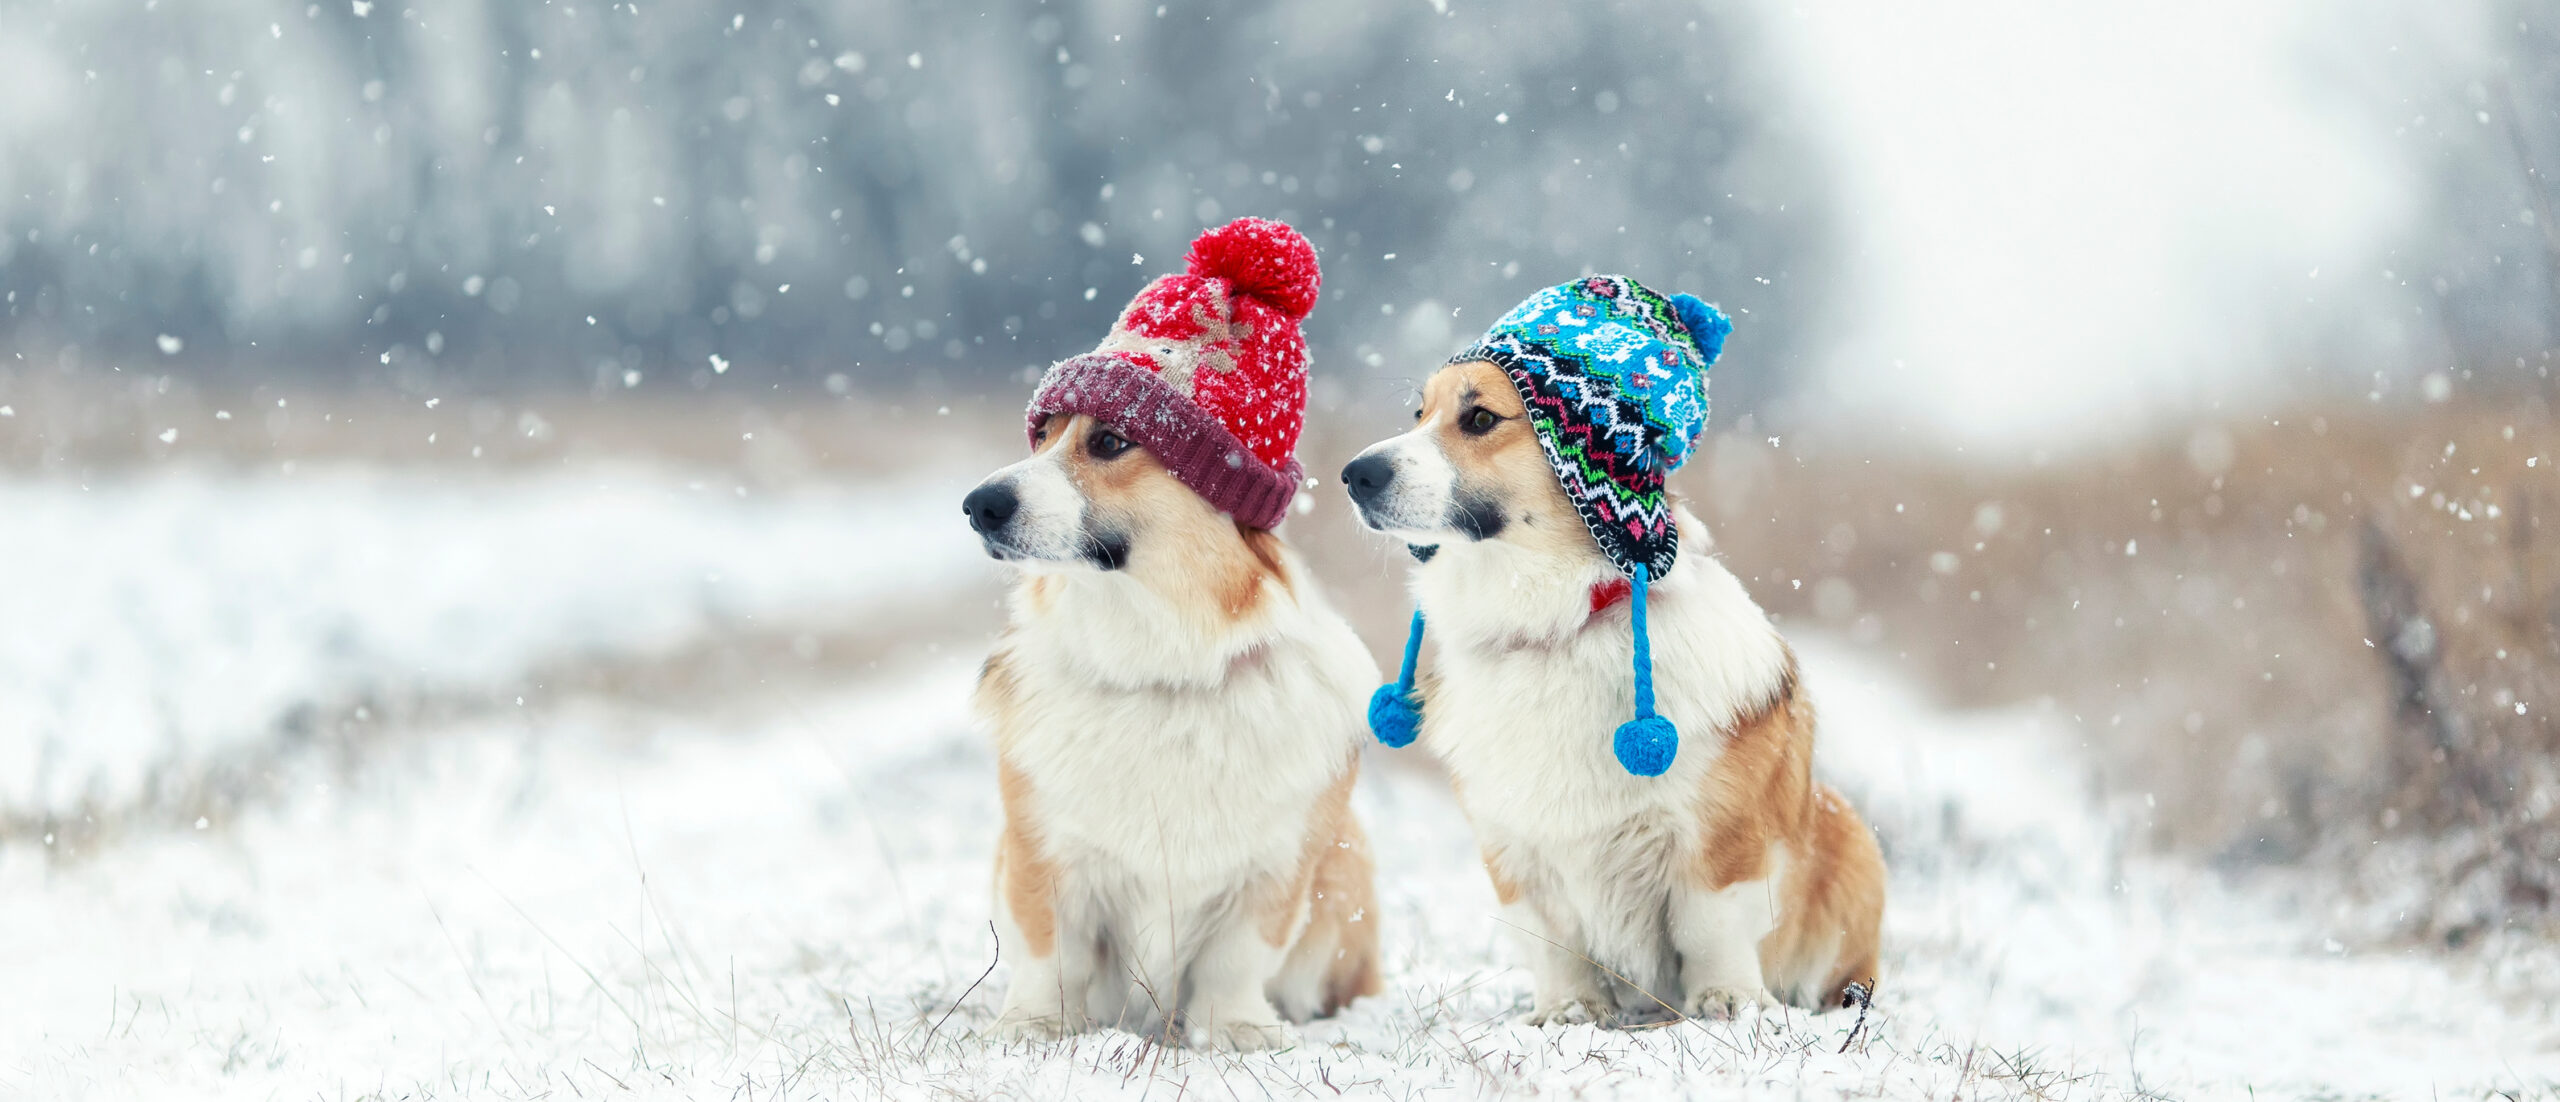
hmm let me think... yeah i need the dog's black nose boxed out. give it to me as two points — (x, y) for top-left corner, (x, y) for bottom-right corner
(962, 483), (1019, 534)
(1341, 453), (1394, 506)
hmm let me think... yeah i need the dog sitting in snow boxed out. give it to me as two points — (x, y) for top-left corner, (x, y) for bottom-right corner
(961, 219), (1381, 1050)
(1342, 276), (1883, 1024)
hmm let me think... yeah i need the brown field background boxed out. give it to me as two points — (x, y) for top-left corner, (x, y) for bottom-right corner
(9, 364), (2556, 954)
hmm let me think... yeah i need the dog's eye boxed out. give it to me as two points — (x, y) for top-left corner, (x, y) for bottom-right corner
(1088, 428), (1133, 459)
(1413, 408), (1425, 422)
(1461, 407), (1501, 435)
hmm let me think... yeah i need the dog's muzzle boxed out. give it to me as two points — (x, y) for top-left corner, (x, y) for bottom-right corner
(1340, 453), (1395, 515)
(962, 482), (1018, 536)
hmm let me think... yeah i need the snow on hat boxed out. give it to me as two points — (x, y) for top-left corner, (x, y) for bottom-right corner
(1369, 275), (1732, 777)
(1025, 217), (1320, 529)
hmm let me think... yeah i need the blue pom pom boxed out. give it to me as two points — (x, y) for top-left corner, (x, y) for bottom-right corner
(1613, 715), (1679, 776)
(1369, 683), (1422, 748)
(1669, 293), (1730, 368)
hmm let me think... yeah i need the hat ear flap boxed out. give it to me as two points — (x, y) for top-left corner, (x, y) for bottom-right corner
(1669, 293), (1730, 368)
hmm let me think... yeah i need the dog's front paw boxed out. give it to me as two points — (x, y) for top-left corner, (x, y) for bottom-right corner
(1518, 996), (1612, 1028)
(987, 1010), (1081, 1044)
(1194, 1017), (1296, 1052)
(1683, 985), (1764, 1021)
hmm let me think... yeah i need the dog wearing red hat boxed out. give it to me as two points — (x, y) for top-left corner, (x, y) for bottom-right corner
(962, 218), (1381, 1050)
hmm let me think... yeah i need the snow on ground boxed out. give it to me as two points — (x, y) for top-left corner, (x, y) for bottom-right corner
(0, 466), (979, 817)
(2, 469), (2554, 1099)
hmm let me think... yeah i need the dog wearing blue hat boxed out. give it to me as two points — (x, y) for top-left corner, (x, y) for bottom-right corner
(1341, 275), (1884, 1024)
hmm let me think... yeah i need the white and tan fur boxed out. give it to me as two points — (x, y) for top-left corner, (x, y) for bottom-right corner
(1343, 361), (1884, 1024)
(966, 413), (1382, 1050)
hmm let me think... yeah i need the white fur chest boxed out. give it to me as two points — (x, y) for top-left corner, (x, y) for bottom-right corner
(1413, 515), (1789, 856)
(992, 572), (1375, 900)
(1427, 629), (1703, 847)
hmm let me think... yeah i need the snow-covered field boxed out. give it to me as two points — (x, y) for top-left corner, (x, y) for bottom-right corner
(0, 466), (978, 818)
(3, 466), (2552, 1100)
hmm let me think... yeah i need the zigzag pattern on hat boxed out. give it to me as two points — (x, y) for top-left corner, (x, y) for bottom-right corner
(1452, 274), (1722, 580)
(1470, 333), (1681, 580)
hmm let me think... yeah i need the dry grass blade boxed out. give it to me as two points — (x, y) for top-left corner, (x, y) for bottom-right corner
(927, 923), (1002, 1051)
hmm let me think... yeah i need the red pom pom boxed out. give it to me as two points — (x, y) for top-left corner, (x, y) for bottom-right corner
(1185, 217), (1321, 320)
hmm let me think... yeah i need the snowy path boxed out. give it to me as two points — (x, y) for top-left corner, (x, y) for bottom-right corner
(6, 621), (2551, 1099)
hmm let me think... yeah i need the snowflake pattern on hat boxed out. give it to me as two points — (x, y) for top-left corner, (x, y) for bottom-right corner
(1455, 275), (1729, 579)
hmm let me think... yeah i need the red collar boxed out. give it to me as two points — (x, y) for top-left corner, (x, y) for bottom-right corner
(1588, 577), (1631, 616)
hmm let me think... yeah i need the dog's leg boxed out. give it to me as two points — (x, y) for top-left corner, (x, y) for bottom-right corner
(1262, 889), (1327, 1024)
(1506, 896), (1615, 1026)
(1103, 898), (1188, 1041)
(1081, 934), (1133, 1030)
(1574, 843), (1683, 1026)
(1670, 876), (1778, 1020)
(988, 844), (1096, 1043)
(1184, 908), (1296, 1051)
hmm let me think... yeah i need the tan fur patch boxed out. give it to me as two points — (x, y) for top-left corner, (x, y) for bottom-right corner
(1310, 813), (1384, 1012)
(1801, 781), (1887, 1003)
(1415, 361), (1590, 559)
(1424, 362), (1537, 467)
(974, 646), (1023, 729)
(982, 652), (1062, 960)
(1261, 757), (1360, 946)
(996, 761), (1061, 960)
(1046, 412), (1285, 626)
(1690, 655), (1808, 892)
(1217, 524), (1286, 621)
(1682, 645), (1888, 1007)
(977, 661), (1059, 963)
(1239, 525), (1293, 595)
(1482, 849), (1525, 906)
(1264, 754), (1382, 1014)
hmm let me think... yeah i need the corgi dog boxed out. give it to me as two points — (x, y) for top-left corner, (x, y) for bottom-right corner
(1341, 356), (1884, 1025)
(961, 218), (1380, 1050)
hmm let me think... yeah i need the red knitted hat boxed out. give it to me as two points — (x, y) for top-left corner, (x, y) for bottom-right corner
(1026, 217), (1321, 529)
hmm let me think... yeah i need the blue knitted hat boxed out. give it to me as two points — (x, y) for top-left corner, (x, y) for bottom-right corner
(1369, 276), (1731, 777)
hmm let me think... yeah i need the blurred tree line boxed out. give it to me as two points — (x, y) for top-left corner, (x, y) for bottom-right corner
(0, 0), (1827, 410)
(2395, 0), (2560, 398)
